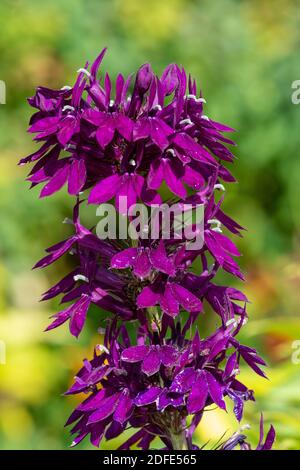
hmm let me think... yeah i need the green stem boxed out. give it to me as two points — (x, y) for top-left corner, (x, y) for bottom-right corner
(170, 431), (188, 450)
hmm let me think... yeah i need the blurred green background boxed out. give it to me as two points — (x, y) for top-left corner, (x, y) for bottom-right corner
(0, 0), (300, 450)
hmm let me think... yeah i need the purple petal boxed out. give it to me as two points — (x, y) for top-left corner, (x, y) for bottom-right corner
(40, 165), (69, 197)
(113, 390), (133, 424)
(171, 283), (202, 313)
(157, 389), (184, 411)
(69, 294), (91, 338)
(88, 174), (119, 204)
(121, 345), (149, 363)
(136, 286), (161, 309)
(160, 283), (179, 317)
(205, 371), (226, 410)
(134, 387), (162, 406)
(149, 241), (175, 276)
(170, 368), (197, 393)
(111, 248), (138, 269)
(187, 374), (208, 413)
(141, 347), (161, 376)
(159, 345), (179, 367)
(88, 393), (121, 423)
(96, 122), (115, 148)
(133, 250), (152, 279)
(68, 159), (86, 195)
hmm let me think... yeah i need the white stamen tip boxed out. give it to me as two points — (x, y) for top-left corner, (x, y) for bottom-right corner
(226, 318), (237, 327)
(166, 148), (176, 157)
(97, 344), (109, 354)
(129, 159), (136, 166)
(62, 217), (73, 225)
(152, 104), (162, 111)
(60, 85), (72, 91)
(201, 115), (209, 120)
(62, 105), (75, 112)
(186, 94), (196, 100)
(77, 68), (91, 78)
(65, 143), (76, 151)
(214, 183), (225, 192)
(73, 274), (89, 283)
(179, 118), (193, 126)
(196, 97), (206, 103)
(208, 218), (221, 226)
(240, 424), (251, 431)
(211, 227), (223, 233)
(109, 99), (115, 107)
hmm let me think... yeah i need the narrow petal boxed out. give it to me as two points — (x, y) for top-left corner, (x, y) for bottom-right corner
(160, 283), (179, 317)
(205, 371), (226, 410)
(68, 159), (86, 195)
(40, 165), (69, 197)
(134, 387), (162, 406)
(88, 174), (119, 204)
(113, 390), (133, 424)
(69, 294), (91, 338)
(187, 374), (208, 413)
(88, 393), (121, 423)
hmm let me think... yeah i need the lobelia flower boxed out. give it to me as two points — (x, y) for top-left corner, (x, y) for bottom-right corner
(21, 48), (275, 450)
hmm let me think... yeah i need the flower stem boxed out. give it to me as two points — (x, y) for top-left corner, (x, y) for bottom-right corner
(170, 431), (188, 450)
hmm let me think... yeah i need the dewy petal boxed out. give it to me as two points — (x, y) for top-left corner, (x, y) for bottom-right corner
(133, 250), (152, 279)
(150, 118), (172, 150)
(134, 387), (162, 406)
(149, 240), (175, 276)
(141, 347), (161, 376)
(171, 283), (202, 313)
(69, 294), (91, 338)
(121, 345), (149, 363)
(88, 174), (119, 204)
(170, 368), (197, 393)
(187, 373), (208, 414)
(111, 248), (138, 269)
(159, 345), (179, 367)
(160, 283), (180, 317)
(68, 159), (86, 195)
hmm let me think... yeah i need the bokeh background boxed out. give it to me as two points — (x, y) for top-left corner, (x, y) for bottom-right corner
(0, 0), (300, 450)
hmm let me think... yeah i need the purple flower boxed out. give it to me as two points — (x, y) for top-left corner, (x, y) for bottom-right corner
(21, 48), (275, 451)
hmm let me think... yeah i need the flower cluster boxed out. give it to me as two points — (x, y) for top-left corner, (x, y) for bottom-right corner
(21, 48), (275, 450)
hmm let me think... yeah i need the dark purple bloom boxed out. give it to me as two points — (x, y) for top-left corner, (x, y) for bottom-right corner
(21, 48), (275, 451)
